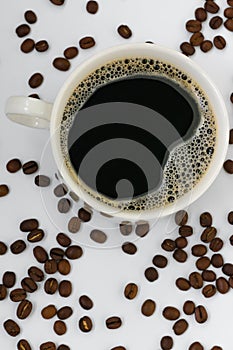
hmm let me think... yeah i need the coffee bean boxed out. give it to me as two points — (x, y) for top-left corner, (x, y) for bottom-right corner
(40, 342), (56, 350)
(68, 217), (81, 233)
(209, 237), (223, 252)
(56, 233), (71, 247)
(3, 271), (16, 288)
(79, 295), (93, 310)
(204, 1), (219, 13)
(6, 158), (22, 173)
(223, 20), (233, 33)
(35, 175), (50, 187)
(222, 263), (233, 276)
(200, 212), (212, 227)
(28, 93), (40, 99)
(230, 235), (233, 246)
(54, 320), (67, 335)
(64, 46), (79, 59)
(201, 226), (217, 242)
(21, 277), (37, 293)
(28, 72), (44, 88)
(231, 93), (233, 104)
(4, 319), (20, 337)
(179, 225), (193, 237)
(44, 278), (58, 295)
(180, 42), (195, 56)
(141, 299), (156, 317)
(58, 259), (70, 275)
(173, 249), (187, 263)
(176, 277), (191, 291)
(44, 259), (58, 274)
(16, 24), (30, 37)
(224, 7), (233, 19)
(175, 237), (188, 249)
(17, 300), (32, 319)
(214, 35), (226, 49)
(173, 319), (188, 335)
(65, 245), (83, 259)
(195, 305), (208, 323)
(50, 247), (65, 261)
(27, 229), (44, 243)
(10, 240), (26, 254)
(59, 280), (72, 297)
(228, 0), (233, 5)
(0, 184), (9, 197)
(152, 255), (168, 268)
(57, 306), (73, 320)
(58, 198), (71, 213)
(20, 218), (39, 232)
(57, 345), (70, 350)
(216, 277), (229, 294)
(54, 184), (68, 197)
(17, 339), (32, 350)
(228, 211), (233, 224)
(78, 207), (92, 222)
(196, 256), (211, 270)
(119, 221), (133, 235)
(160, 336), (173, 350)
(186, 20), (202, 33)
(79, 36), (96, 49)
(28, 266), (44, 282)
(189, 342), (204, 350)
(124, 282), (138, 300)
(35, 40), (49, 52)
(161, 239), (176, 251)
(135, 222), (149, 237)
(145, 267), (158, 282)
(0, 241), (7, 255)
(229, 276), (233, 288)
(190, 32), (204, 46)
(117, 25), (132, 39)
(0, 284), (7, 300)
(192, 244), (207, 257)
(22, 160), (38, 174)
(41, 305), (57, 319)
(49, 0), (65, 5)
(90, 229), (107, 243)
(24, 10), (37, 24)
(210, 347), (222, 350)
(86, 1), (98, 14)
(20, 38), (35, 53)
(209, 16), (223, 29)
(229, 129), (233, 145)
(10, 288), (27, 302)
(53, 57), (70, 71)
(122, 242), (137, 255)
(211, 254), (224, 268)
(189, 272), (203, 289)
(183, 300), (195, 315)
(202, 284), (216, 297)
(195, 8), (207, 21)
(163, 306), (180, 320)
(33, 246), (48, 263)
(111, 347), (126, 350)
(105, 316), (122, 329)
(175, 210), (188, 226)
(79, 316), (93, 332)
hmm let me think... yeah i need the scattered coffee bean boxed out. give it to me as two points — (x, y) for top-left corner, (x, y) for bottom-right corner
(211, 254), (224, 268)
(209, 237), (223, 252)
(231, 93), (233, 104)
(0, 241), (7, 255)
(161, 239), (176, 251)
(122, 242), (137, 255)
(16, 24), (30, 38)
(79, 295), (93, 310)
(0, 184), (9, 197)
(190, 32), (204, 46)
(195, 305), (208, 323)
(44, 278), (58, 295)
(57, 306), (73, 320)
(189, 342), (204, 350)
(65, 245), (83, 259)
(54, 184), (68, 197)
(0, 284), (7, 300)
(225, 7), (233, 18)
(145, 267), (158, 282)
(79, 36), (96, 49)
(27, 229), (45, 243)
(152, 255), (168, 268)
(189, 272), (203, 289)
(229, 276), (233, 288)
(28, 72), (44, 88)
(86, 1), (99, 14)
(10, 288), (27, 302)
(79, 316), (93, 332)
(160, 336), (173, 350)
(228, 211), (233, 224)
(35, 175), (50, 187)
(202, 283), (216, 297)
(4, 319), (20, 337)
(20, 38), (35, 53)
(57, 345), (70, 350)
(28, 266), (44, 282)
(40, 342), (56, 350)
(33, 246), (48, 263)
(201, 226), (217, 242)
(175, 210), (188, 226)
(186, 20), (202, 33)
(58, 259), (70, 275)
(211, 347), (222, 350)
(216, 277), (229, 294)
(224, 23), (233, 35)
(192, 244), (207, 257)
(64, 46), (79, 59)
(229, 234), (233, 246)
(49, 0), (65, 5)
(6, 158), (22, 173)
(173, 319), (188, 335)
(35, 40), (49, 52)
(20, 218), (39, 232)
(117, 25), (132, 39)
(3, 271), (16, 288)
(175, 236), (188, 249)
(58, 198), (71, 213)
(28, 93), (40, 99)
(53, 57), (70, 71)
(200, 212), (212, 227)
(228, 0), (233, 5)
(17, 339), (32, 350)
(179, 225), (193, 237)
(24, 10), (37, 24)
(135, 222), (149, 237)
(106, 316), (123, 329)
(180, 42), (195, 56)
(202, 39), (214, 53)
(22, 160), (38, 174)
(21, 277), (37, 293)
(111, 347), (126, 350)
(183, 300), (195, 315)
(54, 320), (67, 335)
(222, 263), (233, 276)
(213, 35), (226, 49)
(229, 129), (233, 144)
(141, 299), (156, 317)
(176, 277), (191, 291)
(209, 16), (223, 29)
(204, 1), (220, 13)
(17, 300), (32, 319)
(119, 221), (133, 235)
(50, 247), (65, 261)
(173, 249), (187, 263)
(56, 233), (71, 247)
(163, 306), (180, 320)
(78, 207), (92, 222)
(90, 229), (107, 243)
(124, 282), (138, 300)
(10, 240), (26, 254)
(68, 217), (81, 233)
(196, 256), (211, 270)
(59, 280), (72, 297)
(195, 8), (207, 21)
(41, 305), (57, 319)
(44, 259), (58, 274)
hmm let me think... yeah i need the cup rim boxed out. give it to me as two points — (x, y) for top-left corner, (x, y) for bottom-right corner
(50, 42), (229, 220)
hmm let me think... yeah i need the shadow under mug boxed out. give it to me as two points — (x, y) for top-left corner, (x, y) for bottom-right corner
(5, 43), (229, 222)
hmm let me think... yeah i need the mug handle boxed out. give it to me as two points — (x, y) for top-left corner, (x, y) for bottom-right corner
(5, 96), (53, 129)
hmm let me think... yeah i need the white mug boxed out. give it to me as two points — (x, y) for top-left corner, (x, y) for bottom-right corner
(5, 43), (229, 221)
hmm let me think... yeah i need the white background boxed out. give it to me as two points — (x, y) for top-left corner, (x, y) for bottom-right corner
(1, 0), (233, 349)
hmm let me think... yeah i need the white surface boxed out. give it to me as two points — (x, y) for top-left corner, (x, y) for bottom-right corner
(0, 0), (233, 349)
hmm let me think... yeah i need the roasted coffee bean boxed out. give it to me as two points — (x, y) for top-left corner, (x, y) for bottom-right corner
(17, 339), (32, 350)
(145, 267), (158, 282)
(44, 259), (58, 274)
(59, 280), (72, 297)
(78, 207), (92, 222)
(222, 263), (233, 276)
(35, 175), (50, 187)
(0, 184), (9, 197)
(111, 347), (126, 350)
(202, 284), (216, 297)
(204, 1), (220, 13)
(28, 73), (44, 88)
(175, 210), (188, 226)
(79, 316), (93, 332)
(195, 305), (208, 323)
(189, 272), (203, 289)
(54, 184), (68, 197)
(3, 271), (16, 288)
(54, 320), (67, 335)
(192, 244), (207, 257)
(44, 278), (58, 295)
(196, 256), (211, 270)
(68, 217), (81, 233)
(90, 229), (107, 243)
(119, 221), (133, 235)
(35, 40), (49, 52)
(49, 0), (65, 5)
(161, 239), (176, 251)
(200, 212), (212, 227)
(64, 46), (79, 59)
(189, 342), (204, 350)
(22, 160), (38, 174)
(213, 35), (226, 49)
(210, 237), (223, 252)
(173, 249), (187, 263)
(20, 38), (35, 53)
(33, 246), (48, 263)
(228, 0), (233, 5)
(216, 277), (229, 294)
(186, 20), (202, 33)
(4, 319), (20, 337)
(201, 226), (217, 242)
(50, 247), (64, 261)
(56, 233), (71, 247)
(6, 158), (22, 173)
(79, 36), (96, 49)
(183, 300), (195, 315)
(224, 159), (233, 173)
(229, 129), (233, 144)
(190, 32), (204, 46)
(58, 198), (71, 213)
(160, 336), (173, 350)
(210, 347), (222, 350)
(176, 277), (191, 291)
(141, 299), (156, 317)
(86, 1), (99, 14)
(10, 288), (27, 302)
(163, 306), (180, 320)
(225, 7), (233, 18)
(117, 25), (132, 39)
(0, 284), (7, 300)
(17, 300), (32, 319)
(106, 316), (122, 329)
(79, 295), (93, 310)
(65, 245), (83, 259)
(27, 229), (44, 243)
(179, 225), (193, 237)
(209, 16), (223, 29)
(229, 276), (233, 288)
(57, 306), (73, 320)
(202, 270), (216, 282)
(231, 93), (233, 104)
(20, 218), (39, 232)
(16, 24), (30, 37)
(28, 93), (40, 99)
(230, 234), (233, 246)
(40, 342), (56, 350)
(135, 222), (149, 237)
(175, 236), (188, 249)
(0, 241), (7, 255)
(53, 57), (70, 71)
(180, 42), (195, 56)
(195, 8), (207, 21)
(25, 10), (37, 24)
(57, 345), (70, 350)
(28, 266), (44, 282)
(21, 277), (37, 293)
(41, 305), (57, 319)
(122, 242), (137, 255)
(152, 255), (168, 268)
(211, 254), (224, 268)
(58, 259), (70, 275)
(124, 282), (138, 300)
(173, 319), (188, 335)
(10, 240), (26, 254)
